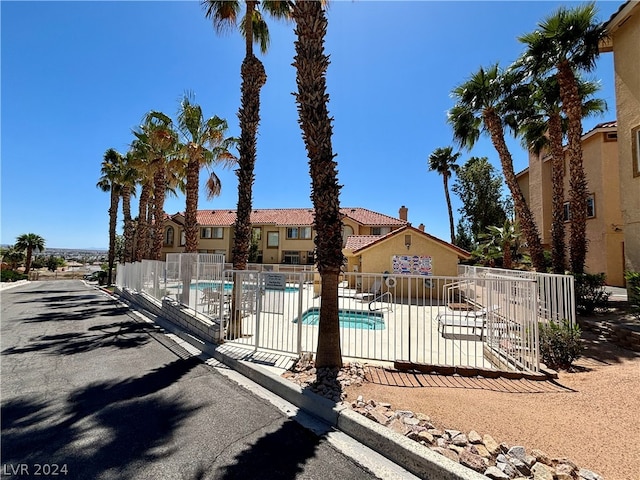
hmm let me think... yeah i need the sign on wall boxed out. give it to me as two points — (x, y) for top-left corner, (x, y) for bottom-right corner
(392, 255), (433, 276)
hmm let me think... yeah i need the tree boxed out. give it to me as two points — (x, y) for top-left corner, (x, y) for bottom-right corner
(203, 1), (291, 270)
(515, 67), (606, 273)
(452, 157), (507, 245)
(448, 65), (546, 271)
(97, 148), (123, 285)
(1, 246), (25, 271)
(46, 255), (65, 272)
(478, 220), (521, 269)
(428, 147), (460, 244)
(15, 233), (45, 275)
(176, 93), (237, 253)
(120, 150), (139, 264)
(519, 2), (607, 274)
(292, 0), (343, 370)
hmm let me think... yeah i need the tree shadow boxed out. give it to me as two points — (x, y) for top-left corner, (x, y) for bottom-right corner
(1, 320), (160, 356)
(216, 367), (340, 480)
(1, 356), (204, 477)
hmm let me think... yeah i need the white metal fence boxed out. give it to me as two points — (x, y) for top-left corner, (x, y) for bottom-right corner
(116, 258), (578, 374)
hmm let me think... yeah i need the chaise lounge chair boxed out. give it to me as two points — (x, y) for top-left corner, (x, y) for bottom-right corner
(436, 304), (499, 340)
(353, 280), (382, 301)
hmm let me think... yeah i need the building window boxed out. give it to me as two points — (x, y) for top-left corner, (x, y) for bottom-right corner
(252, 227), (262, 241)
(287, 227), (298, 239)
(201, 227), (212, 239)
(563, 202), (571, 222)
(300, 227), (312, 239)
(587, 194), (595, 218)
(267, 231), (279, 248)
(213, 227), (223, 239)
(283, 251), (300, 264)
(179, 229), (186, 246)
(307, 251), (315, 265)
(164, 227), (174, 246)
(371, 227), (391, 236)
(633, 125), (640, 177)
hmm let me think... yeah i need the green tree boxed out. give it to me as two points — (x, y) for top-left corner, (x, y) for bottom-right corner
(203, 1), (291, 271)
(1, 246), (25, 271)
(428, 146), (460, 244)
(176, 93), (237, 253)
(292, 0), (343, 370)
(478, 220), (521, 269)
(519, 2), (607, 274)
(46, 255), (65, 272)
(449, 65), (545, 271)
(97, 148), (123, 285)
(15, 233), (45, 275)
(120, 150), (139, 264)
(451, 157), (507, 245)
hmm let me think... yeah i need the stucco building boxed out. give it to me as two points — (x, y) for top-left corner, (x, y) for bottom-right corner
(600, 1), (640, 277)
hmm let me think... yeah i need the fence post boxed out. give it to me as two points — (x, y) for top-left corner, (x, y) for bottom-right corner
(297, 273), (304, 356)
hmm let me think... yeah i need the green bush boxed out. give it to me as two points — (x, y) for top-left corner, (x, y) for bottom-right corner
(625, 271), (640, 318)
(574, 273), (610, 315)
(539, 320), (583, 370)
(1, 269), (28, 282)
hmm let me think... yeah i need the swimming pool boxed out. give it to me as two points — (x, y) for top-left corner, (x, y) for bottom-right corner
(296, 308), (385, 330)
(192, 281), (300, 293)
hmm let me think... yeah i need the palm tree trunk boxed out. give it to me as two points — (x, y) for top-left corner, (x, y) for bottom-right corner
(484, 109), (546, 271)
(151, 163), (167, 261)
(557, 61), (588, 274)
(548, 112), (567, 273)
(108, 188), (119, 285)
(135, 183), (151, 261)
(122, 186), (134, 264)
(293, 0), (343, 370)
(24, 247), (33, 275)
(443, 175), (455, 244)
(184, 153), (200, 253)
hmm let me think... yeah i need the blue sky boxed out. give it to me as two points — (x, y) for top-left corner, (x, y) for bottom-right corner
(1, 1), (620, 250)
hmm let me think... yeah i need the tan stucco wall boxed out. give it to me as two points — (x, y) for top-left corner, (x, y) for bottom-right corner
(611, 6), (640, 275)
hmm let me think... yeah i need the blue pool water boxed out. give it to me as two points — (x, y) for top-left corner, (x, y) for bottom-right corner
(193, 281), (299, 293)
(297, 308), (385, 330)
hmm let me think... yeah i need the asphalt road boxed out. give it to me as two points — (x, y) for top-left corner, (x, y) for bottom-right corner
(0, 280), (381, 480)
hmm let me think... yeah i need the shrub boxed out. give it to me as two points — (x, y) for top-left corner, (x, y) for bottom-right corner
(539, 320), (583, 370)
(0, 269), (28, 283)
(625, 271), (640, 318)
(574, 273), (610, 315)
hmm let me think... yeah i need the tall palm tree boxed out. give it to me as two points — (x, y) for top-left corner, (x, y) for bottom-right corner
(120, 150), (139, 264)
(292, 0), (342, 370)
(428, 146), (460, 244)
(203, 1), (291, 270)
(129, 137), (153, 262)
(519, 2), (607, 274)
(448, 65), (546, 272)
(516, 69), (606, 274)
(14, 233), (45, 275)
(176, 93), (237, 253)
(133, 111), (178, 261)
(97, 148), (124, 285)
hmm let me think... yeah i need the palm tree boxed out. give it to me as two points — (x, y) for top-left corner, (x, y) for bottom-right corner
(478, 220), (520, 270)
(292, 0), (343, 370)
(129, 137), (153, 262)
(203, 1), (291, 270)
(120, 150), (139, 263)
(133, 111), (178, 261)
(176, 93), (237, 253)
(448, 64), (546, 272)
(97, 148), (123, 284)
(516, 68), (606, 274)
(428, 147), (460, 244)
(519, 2), (607, 274)
(15, 233), (45, 275)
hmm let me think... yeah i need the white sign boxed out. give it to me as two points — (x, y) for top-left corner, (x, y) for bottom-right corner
(264, 273), (286, 290)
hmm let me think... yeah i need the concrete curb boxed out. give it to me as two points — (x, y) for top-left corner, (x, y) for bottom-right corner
(114, 288), (487, 480)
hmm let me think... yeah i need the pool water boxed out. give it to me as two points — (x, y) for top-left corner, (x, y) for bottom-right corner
(192, 281), (299, 293)
(297, 308), (385, 330)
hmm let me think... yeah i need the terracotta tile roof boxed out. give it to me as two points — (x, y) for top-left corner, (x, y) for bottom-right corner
(344, 235), (380, 251)
(175, 207), (408, 227)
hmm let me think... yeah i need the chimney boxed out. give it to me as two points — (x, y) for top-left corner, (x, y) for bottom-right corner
(399, 205), (408, 222)
(418, 223), (425, 232)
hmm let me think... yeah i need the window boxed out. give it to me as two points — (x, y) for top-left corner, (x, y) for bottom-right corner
(267, 231), (279, 248)
(287, 226), (312, 239)
(201, 227), (212, 239)
(212, 227), (223, 239)
(164, 227), (174, 246)
(371, 227), (391, 236)
(633, 125), (640, 177)
(202, 227), (223, 239)
(283, 251), (300, 264)
(300, 227), (312, 239)
(252, 227), (262, 241)
(604, 132), (617, 142)
(563, 202), (571, 222)
(587, 194), (595, 218)
(342, 225), (354, 247)
(287, 227), (298, 239)
(306, 251), (315, 265)
(179, 229), (186, 246)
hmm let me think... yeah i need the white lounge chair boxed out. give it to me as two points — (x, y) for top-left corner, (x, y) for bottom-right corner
(436, 305), (499, 340)
(353, 280), (382, 301)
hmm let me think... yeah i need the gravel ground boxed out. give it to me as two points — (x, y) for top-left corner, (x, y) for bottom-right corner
(344, 323), (640, 480)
